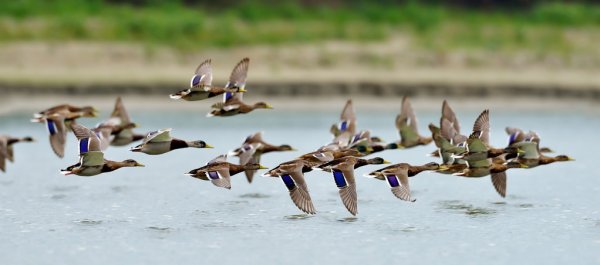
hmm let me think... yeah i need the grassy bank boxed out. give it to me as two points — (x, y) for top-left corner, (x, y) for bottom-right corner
(0, 1), (598, 54)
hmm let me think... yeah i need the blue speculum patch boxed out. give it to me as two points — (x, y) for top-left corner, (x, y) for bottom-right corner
(79, 138), (89, 153)
(208, 171), (219, 180)
(508, 133), (518, 145)
(47, 120), (56, 135)
(191, 75), (201, 87)
(340, 121), (348, 131)
(386, 175), (400, 187)
(281, 175), (295, 191)
(333, 170), (347, 188)
(225, 92), (233, 101)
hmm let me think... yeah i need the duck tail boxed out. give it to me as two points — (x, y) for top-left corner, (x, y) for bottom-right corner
(169, 90), (189, 99)
(129, 146), (143, 152)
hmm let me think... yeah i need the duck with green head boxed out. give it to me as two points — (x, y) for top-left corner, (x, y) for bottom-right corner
(130, 128), (213, 155)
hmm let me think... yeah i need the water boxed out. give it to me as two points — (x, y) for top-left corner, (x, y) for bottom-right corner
(1, 99), (599, 264)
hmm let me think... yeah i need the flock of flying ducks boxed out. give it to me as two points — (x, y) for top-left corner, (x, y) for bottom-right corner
(0, 58), (573, 216)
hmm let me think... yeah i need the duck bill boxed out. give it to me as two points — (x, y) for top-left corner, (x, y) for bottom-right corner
(438, 165), (450, 171)
(135, 163), (145, 167)
(258, 165), (269, 170)
(204, 144), (214, 148)
(383, 160), (392, 164)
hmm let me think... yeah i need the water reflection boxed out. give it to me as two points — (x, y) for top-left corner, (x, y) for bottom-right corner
(437, 200), (497, 217)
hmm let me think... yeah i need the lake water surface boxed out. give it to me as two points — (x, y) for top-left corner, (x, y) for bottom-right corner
(1, 98), (599, 264)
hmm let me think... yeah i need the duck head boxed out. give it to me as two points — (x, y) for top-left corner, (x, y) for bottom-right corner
(189, 141), (213, 148)
(366, 157), (391, 165)
(121, 159), (145, 167)
(253, 102), (273, 109)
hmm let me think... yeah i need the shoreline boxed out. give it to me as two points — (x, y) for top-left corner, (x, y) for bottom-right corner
(1, 94), (598, 116)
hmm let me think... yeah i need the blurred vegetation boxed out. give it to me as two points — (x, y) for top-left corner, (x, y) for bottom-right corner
(0, 0), (598, 53)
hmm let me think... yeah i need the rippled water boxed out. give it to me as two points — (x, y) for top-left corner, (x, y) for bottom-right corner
(1, 99), (599, 264)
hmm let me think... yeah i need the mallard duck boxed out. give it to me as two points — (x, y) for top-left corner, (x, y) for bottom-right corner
(207, 91), (272, 117)
(297, 148), (363, 169)
(506, 127), (554, 154)
(453, 110), (523, 162)
(60, 124), (144, 176)
(0, 135), (34, 173)
(330, 99), (357, 138)
(230, 132), (295, 183)
(315, 156), (389, 216)
(185, 154), (267, 189)
(346, 131), (382, 155)
(507, 132), (573, 168)
(263, 159), (316, 214)
(170, 58), (248, 101)
(429, 100), (462, 156)
(31, 104), (98, 122)
(31, 105), (98, 158)
(130, 128), (213, 155)
(98, 97), (145, 146)
(386, 96), (432, 150)
(430, 119), (468, 165)
(451, 158), (527, 197)
(368, 162), (443, 179)
(365, 163), (418, 202)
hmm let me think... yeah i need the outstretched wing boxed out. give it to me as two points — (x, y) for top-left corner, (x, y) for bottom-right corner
(491, 171), (507, 198)
(46, 115), (67, 158)
(382, 167), (415, 202)
(472, 109), (490, 145)
(143, 128), (172, 143)
(225, 57), (250, 90)
(399, 96), (419, 132)
(442, 100), (460, 134)
(332, 166), (358, 216)
(207, 154), (228, 165)
(191, 59), (213, 89)
(71, 123), (102, 154)
(0, 138), (7, 172)
(110, 97), (131, 124)
(238, 143), (260, 165)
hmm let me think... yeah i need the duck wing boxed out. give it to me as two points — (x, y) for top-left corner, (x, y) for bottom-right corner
(0, 138), (6, 172)
(143, 128), (172, 143)
(331, 163), (358, 216)
(226, 57), (249, 90)
(46, 115), (67, 158)
(382, 166), (415, 202)
(191, 59), (213, 91)
(442, 100), (460, 134)
(71, 123), (103, 153)
(491, 171), (507, 198)
(472, 109), (490, 146)
(207, 165), (232, 189)
(244, 154), (261, 183)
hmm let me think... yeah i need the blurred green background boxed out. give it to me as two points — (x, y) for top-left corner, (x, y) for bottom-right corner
(0, 0), (598, 90)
